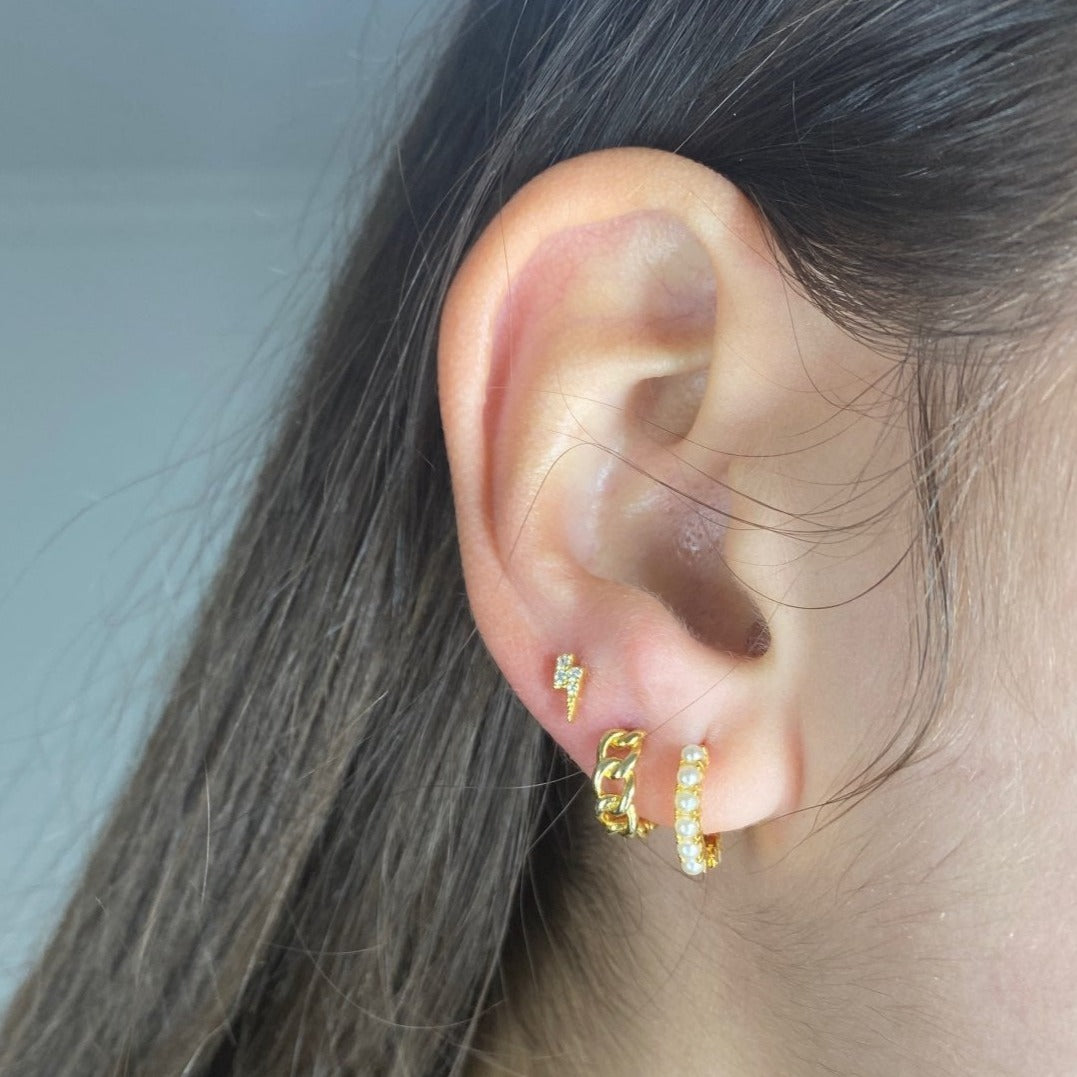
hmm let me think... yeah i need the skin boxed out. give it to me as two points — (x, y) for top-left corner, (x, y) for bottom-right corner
(438, 147), (1077, 1075)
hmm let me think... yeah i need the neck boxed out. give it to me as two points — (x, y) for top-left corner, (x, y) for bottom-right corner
(467, 746), (1040, 1077)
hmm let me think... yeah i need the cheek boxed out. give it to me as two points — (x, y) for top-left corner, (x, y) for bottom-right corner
(1020, 414), (1077, 752)
(972, 554), (1077, 1057)
(900, 347), (1077, 1045)
(954, 342), (1077, 761)
(976, 779), (1077, 1064)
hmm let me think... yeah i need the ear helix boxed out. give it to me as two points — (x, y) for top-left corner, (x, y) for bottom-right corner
(552, 651), (722, 875)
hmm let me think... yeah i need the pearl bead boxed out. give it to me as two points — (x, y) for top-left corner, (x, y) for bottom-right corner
(676, 818), (701, 838)
(682, 858), (705, 876)
(678, 841), (702, 860)
(676, 792), (700, 813)
(682, 744), (707, 764)
(677, 765), (701, 787)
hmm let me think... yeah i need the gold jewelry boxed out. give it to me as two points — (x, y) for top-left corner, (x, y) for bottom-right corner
(592, 729), (656, 838)
(674, 744), (721, 875)
(553, 653), (584, 723)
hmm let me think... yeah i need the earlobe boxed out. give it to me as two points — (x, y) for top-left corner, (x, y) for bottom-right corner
(438, 147), (911, 849)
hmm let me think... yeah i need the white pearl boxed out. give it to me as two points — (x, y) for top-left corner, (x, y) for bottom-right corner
(682, 744), (707, 764)
(676, 818), (701, 838)
(676, 792), (700, 813)
(682, 858), (705, 876)
(678, 841), (702, 860)
(677, 765), (701, 787)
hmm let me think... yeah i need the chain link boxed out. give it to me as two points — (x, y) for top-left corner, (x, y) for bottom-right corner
(592, 728), (655, 838)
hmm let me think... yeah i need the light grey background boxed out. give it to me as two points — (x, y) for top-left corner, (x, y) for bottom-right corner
(0, 0), (439, 1006)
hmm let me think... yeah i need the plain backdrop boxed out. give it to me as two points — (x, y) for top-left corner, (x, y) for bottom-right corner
(0, 0), (440, 1007)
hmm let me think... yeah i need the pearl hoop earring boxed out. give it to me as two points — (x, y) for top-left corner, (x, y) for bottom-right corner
(674, 744), (721, 875)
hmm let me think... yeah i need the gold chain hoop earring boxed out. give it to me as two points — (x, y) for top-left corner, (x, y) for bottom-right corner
(592, 729), (656, 838)
(674, 744), (721, 876)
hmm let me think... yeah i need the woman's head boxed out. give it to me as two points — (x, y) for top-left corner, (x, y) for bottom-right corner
(3, 1), (1076, 1074)
(439, 146), (1077, 1075)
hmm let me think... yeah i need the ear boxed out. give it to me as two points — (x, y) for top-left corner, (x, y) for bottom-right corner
(438, 147), (913, 842)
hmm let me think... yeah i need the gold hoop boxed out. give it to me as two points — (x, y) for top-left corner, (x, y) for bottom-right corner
(673, 744), (721, 875)
(592, 729), (656, 838)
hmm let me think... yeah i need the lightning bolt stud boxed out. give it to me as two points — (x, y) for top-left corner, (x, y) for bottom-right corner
(553, 653), (585, 723)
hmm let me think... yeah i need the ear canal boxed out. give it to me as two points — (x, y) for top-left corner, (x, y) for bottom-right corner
(576, 442), (772, 659)
(627, 531), (772, 659)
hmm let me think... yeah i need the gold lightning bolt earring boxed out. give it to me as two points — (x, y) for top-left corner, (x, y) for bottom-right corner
(553, 653), (584, 723)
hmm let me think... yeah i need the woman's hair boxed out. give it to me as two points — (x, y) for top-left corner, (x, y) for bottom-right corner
(3, 1), (1075, 1073)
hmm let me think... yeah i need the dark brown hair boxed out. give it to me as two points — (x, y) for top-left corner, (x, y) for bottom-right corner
(3, 1), (1075, 1073)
